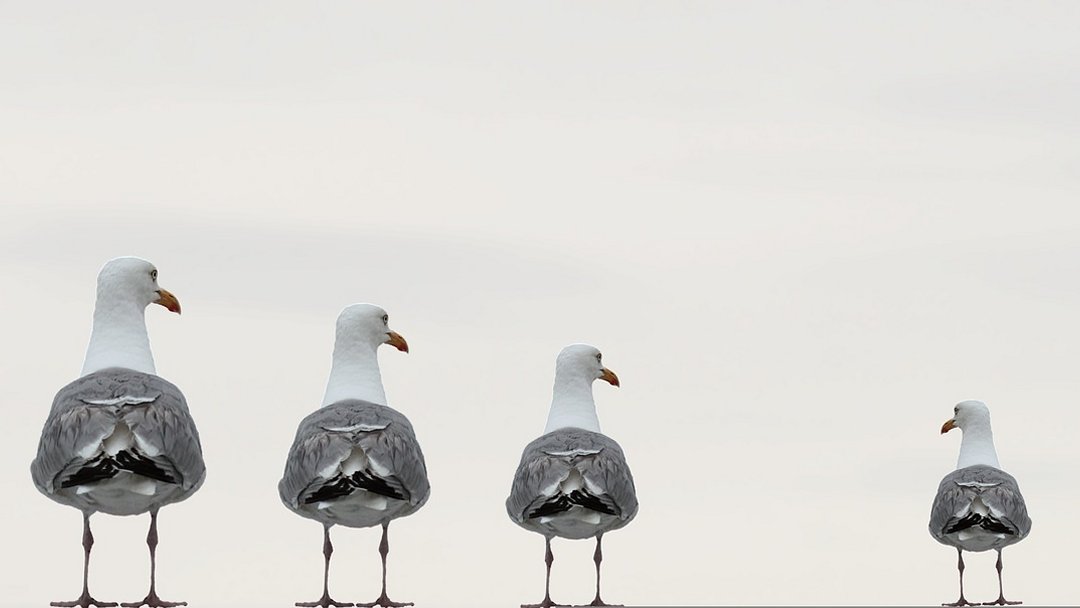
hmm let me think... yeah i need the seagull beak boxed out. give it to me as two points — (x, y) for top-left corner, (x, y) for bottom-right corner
(386, 331), (409, 353)
(600, 367), (620, 387)
(154, 289), (181, 315)
(941, 419), (957, 434)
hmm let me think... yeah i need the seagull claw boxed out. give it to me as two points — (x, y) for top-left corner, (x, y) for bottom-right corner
(50, 595), (118, 608)
(354, 595), (412, 608)
(120, 592), (186, 608)
(295, 595), (354, 608)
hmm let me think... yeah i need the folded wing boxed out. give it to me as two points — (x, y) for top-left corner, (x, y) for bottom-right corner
(31, 368), (205, 500)
(507, 428), (637, 526)
(279, 400), (430, 511)
(929, 464), (1031, 543)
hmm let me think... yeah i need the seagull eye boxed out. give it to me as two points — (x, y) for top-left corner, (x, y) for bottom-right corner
(382, 315), (389, 324)
(954, 407), (959, 414)
(596, 353), (602, 363)
(150, 270), (157, 281)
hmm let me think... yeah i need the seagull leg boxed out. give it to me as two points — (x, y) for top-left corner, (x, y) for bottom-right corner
(943, 548), (977, 607)
(121, 509), (186, 608)
(356, 522), (412, 608)
(51, 512), (118, 608)
(981, 549), (1022, 606)
(578, 534), (621, 607)
(522, 537), (564, 608)
(297, 524), (353, 608)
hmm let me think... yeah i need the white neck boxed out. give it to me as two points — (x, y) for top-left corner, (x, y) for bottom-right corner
(957, 418), (1001, 469)
(544, 372), (601, 434)
(322, 339), (386, 406)
(81, 296), (156, 376)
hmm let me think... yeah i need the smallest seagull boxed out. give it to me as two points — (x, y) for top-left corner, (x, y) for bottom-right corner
(929, 400), (1031, 607)
(507, 344), (637, 608)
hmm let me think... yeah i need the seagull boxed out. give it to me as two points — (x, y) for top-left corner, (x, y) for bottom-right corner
(30, 257), (205, 608)
(279, 304), (429, 608)
(929, 400), (1032, 607)
(506, 344), (638, 608)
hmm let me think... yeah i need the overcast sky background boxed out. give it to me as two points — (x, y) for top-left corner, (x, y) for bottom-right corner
(2, 2), (1079, 606)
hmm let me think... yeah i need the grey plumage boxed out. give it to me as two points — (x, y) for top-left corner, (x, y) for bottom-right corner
(507, 344), (632, 608)
(507, 427), (637, 540)
(279, 399), (430, 527)
(931, 400), (1032, 607)
(281, 303), (424, 608)
(31, 367), (205, 516)
(929, 464), (1031, 552)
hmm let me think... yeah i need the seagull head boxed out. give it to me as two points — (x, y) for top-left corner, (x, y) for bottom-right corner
(941, 399), (991, 434)
(556, 343), (619, 387)
(97, 256), (181, 314)
(336, 303), (408, 353)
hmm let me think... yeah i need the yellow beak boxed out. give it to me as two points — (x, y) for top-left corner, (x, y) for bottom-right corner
(386, 331), (409, 353)
(154, 288), (181, 314)
(600, 367), (620, 387)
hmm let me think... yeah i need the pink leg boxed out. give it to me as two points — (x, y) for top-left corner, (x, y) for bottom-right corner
(296, 524), (353, 608)
(356, 523), (413, 608)
(121, 509), (186, 608)
(51, 512), (118, 608)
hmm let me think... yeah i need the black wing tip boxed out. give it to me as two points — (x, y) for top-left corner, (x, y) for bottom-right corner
(303, 470), (408, 505)
(114, 451), (177, 484)
(60, 459), (117, 488)
(527, 489), (618, 520)
(351, 470), (407, 501)
(60, 450), (177, 489)
(945, 512), (1017, 536)
(529, 495), (572, 519)
(569, 489), (618, 516)
(305, 478), (354, 504)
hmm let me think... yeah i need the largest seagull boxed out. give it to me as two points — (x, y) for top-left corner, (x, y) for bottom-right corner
(507, 344), (638, 608)
(279, 304), (429, 608)
(31, 257), (205, 608)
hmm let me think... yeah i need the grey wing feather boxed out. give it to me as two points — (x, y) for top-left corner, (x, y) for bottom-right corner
(31, 393), (116, 494)
(31, 368), (205, 494)
(279, 400), (430, 509)
(506, 428), (638, 523)
(578, 439), (638, 519)
(929, 465), (1032, 541)
(122, 378), (205, 490)
(506, 440), (573, 522)
(278, 420), (353, 508)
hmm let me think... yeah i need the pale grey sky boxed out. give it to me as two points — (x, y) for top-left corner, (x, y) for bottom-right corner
(2, 1), (1079, 606)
